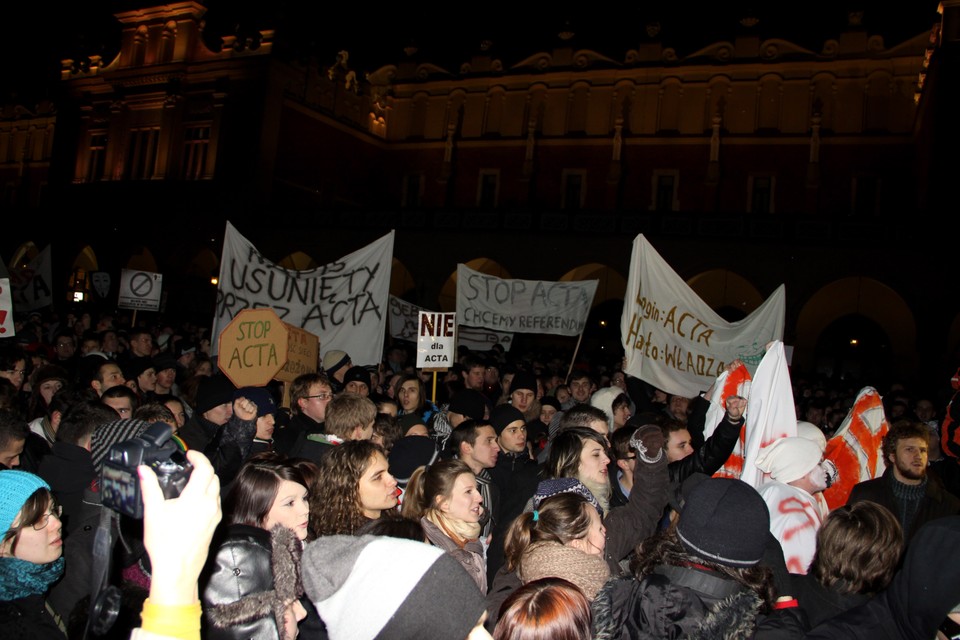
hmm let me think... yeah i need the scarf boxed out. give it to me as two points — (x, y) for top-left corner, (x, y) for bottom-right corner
(425, 509), (481, 547)
(890, 475), (927, 537)
(0, 557), (65, 601)
(520, 541), (610, 600)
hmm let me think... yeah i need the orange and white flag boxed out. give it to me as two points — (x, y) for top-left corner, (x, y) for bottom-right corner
(704, 362), (752, 479)
(821, 387), (889, 511)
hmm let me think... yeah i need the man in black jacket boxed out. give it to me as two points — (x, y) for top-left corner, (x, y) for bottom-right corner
(847, 421), (960, 543)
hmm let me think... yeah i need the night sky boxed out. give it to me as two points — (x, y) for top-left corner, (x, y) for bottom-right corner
(5, 2), (941, 104)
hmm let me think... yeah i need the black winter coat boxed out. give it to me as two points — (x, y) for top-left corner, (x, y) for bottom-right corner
(201, 524), (281, 640)
(846, 468), (960, 541)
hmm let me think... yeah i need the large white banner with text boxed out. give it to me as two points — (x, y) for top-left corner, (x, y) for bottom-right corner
(620, 234), (785, 398)
(456, 264), (597, 337)
(212, 222), (394, 367)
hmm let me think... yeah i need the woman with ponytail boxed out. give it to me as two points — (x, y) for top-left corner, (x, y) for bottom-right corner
(486, 492), (610, 629)
(401, 458), (487, 593)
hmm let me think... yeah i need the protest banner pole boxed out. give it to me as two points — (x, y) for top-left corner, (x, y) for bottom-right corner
(431, 371), (438, 405)
(565, 331), (585, 383)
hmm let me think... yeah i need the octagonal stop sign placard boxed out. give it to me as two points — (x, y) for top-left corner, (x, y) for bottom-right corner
(217, 308), (289, 388)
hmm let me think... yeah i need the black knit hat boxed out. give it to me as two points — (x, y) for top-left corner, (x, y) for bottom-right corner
(122, 356), (155, 382)
(447, 389), (486, 421)
(510, 371), (537, 395)
(489, 404), (525, 435)
(342, 366), (370, 391)
(195, 374), (236, 415)
(676, 477), (770, 568)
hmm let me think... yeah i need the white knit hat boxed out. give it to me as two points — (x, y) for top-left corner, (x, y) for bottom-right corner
(755, 436), (822, 484)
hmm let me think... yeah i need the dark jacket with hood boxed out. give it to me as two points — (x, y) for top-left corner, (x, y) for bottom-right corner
(806, 516), (960, 640)
(592, 565), (805, 640)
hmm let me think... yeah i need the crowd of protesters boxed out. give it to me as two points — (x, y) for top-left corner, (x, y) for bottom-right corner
(1, 307), (959, 640)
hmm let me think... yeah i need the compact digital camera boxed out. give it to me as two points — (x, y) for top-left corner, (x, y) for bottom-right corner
(101, 422), (192, 519)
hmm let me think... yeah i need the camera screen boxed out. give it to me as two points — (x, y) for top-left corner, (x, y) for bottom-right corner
(102, 463), (141, 519)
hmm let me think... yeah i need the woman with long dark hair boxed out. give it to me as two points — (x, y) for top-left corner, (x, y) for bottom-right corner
(202, 455), (309, 640)
(543, 425), (669, 572)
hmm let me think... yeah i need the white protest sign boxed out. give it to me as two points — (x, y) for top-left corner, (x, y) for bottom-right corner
(118, 269), (163, 311)
(417, 311), (456, 369)
(212, 222), (394, 367)
(620, 234), (785, 398)
(456, 264), (597, 337)
(10, 246), (53, 312)
(0, 278), (14, 336)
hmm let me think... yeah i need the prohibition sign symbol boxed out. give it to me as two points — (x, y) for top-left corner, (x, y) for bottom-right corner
(129, 272), (154, 298)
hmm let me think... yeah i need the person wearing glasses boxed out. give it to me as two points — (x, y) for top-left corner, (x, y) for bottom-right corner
(272, 373), (334, 460)
(51, 331), (79, 384)
(0, 470), (66, 639)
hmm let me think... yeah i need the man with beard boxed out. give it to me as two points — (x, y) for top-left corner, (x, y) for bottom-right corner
(848, 421), (960, 543)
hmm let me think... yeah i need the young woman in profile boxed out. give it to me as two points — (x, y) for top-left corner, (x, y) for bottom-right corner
(202, 455), (310, 640)
(0, 471), (66, 640)
(402, 458), (488, 593)
(310, 440), (399, 536)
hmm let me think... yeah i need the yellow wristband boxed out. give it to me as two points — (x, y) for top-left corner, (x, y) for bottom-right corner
(140, 599), (203, 640)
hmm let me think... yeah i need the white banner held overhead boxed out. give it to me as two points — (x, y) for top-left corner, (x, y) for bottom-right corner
(620, 234), (785, 398)
(10, 246), (53, 312)
(212, 222), (394, 367)
(456, 264), (597, 337)
(417, 311), (456, 369)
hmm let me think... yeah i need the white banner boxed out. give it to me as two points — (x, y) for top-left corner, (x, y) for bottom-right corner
(458, 325), (514, 353)
(0, 278), (14, 336)
(390, 295), (514, 352)
(620, 234), (785, 398)
(211, 222), (394, 367)
(10, 246), (53, 312)
(456, 264), (597, 337)
(389, 295), (422, 342)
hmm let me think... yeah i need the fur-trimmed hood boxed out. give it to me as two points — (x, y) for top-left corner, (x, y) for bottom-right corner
(206, 525), (303, 636)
